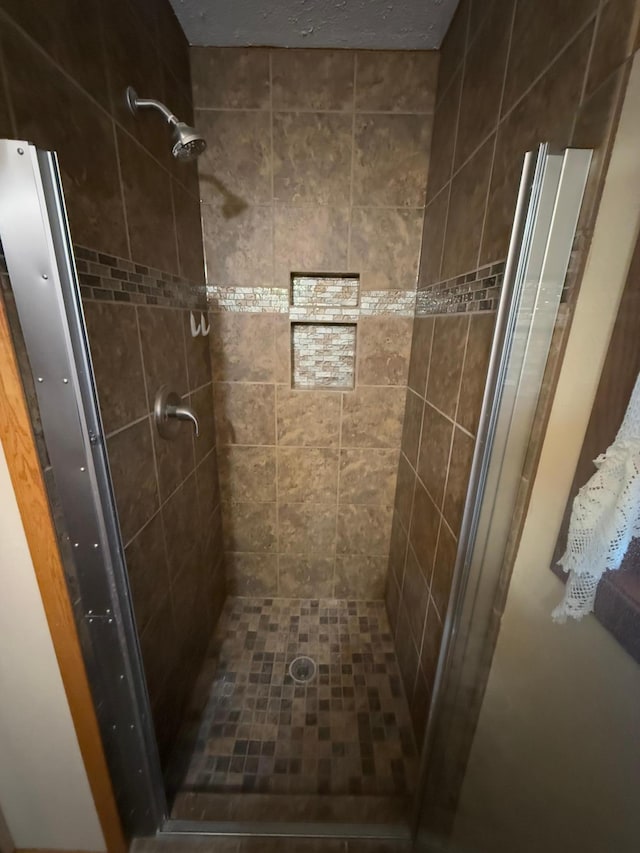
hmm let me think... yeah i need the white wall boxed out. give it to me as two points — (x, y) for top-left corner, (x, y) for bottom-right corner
(451, 54), (640, 853)
(0, 440), (105, 851)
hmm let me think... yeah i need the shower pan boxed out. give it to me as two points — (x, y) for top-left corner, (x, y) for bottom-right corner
(0, 137), (590, 847)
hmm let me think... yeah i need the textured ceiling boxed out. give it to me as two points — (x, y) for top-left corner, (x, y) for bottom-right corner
(169, 0), (460, 50)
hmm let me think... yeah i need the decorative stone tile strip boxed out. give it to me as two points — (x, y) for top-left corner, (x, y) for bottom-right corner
(207, 285), (415, 317)
(206, 285), (289, 313)
(360, 290), (416, 316)
(417, 261), (505, 315)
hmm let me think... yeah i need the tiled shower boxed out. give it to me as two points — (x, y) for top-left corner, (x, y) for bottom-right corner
(0, 0), (635, 831)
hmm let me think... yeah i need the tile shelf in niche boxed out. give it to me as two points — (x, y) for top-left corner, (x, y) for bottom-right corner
(290, 272), (360, 309)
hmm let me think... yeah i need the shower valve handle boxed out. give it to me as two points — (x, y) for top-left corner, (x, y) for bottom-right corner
(154, 385), (199, 440)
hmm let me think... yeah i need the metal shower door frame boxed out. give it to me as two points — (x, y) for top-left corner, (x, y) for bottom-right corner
(0, 139), (167, 836)
(412, 143), (592, 849)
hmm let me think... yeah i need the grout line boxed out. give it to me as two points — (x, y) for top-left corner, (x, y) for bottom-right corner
(474, 0), (516, 270)
(194, 105), (435, 116)
(111, 120), (132, 260)
(0, 8), (198, 200)
(571, 3), (602, 143)
(333, 392), (345, 597)
(268, 50), (276, 293)
(346, 53), (357, 270)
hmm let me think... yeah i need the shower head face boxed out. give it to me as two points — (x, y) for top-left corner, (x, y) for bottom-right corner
(171, 122), (207, 161)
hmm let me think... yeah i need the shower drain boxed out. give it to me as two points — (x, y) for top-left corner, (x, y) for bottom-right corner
(288, 655), (317, 684)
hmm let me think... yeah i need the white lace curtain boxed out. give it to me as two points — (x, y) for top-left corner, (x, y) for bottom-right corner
(552, 372), (640, 623)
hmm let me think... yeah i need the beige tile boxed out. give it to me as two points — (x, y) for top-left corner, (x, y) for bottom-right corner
(458, 312), (495, 435)
(401, 389), (424, 469)
(334, 556), (387, 599)
(274, 206), (349, 288)
(202, 203), (273, 287)
(432, 520), (457, 620)
(152, 415), (195, 503)
(417, 403), (453, 508)
(278, 503), (337, 554)
(125, 512), (170, 636)
(84, 302), (147, 434)
(226, 553), (278, 595)
(190, 384), (216, 463)
(336, 505), (393, 556)
(273, 112), (352, 205)
(420, 599), (444, 690)
(400, 545), (429, 649)
(191, 47), (270, 109)
(417, 188), (448, 286)
(409, 479), (440, 581)
(338, 449), (399, 505)
(213, 382), (276, 445)
(425, 68), (462, 203)
(172, 180), (206, 283)
(196, 449), (221, 521)
(217, 446), (276, 502)
(183, 311), (212, 392)
(357, 316), (413, 386)
(274, 315), (291, 383)
(443, 427), (475, 536)
(388, 510), (408, 589)
(272, 48), (355, 110)
(276, 386), (341, 446)
(351, 208), (423, 292)
(441, 135), (494, 279)
(3, 26), (128, 256)
(426, 314), (469, 419)
(197, 110), (272, 204)
(108, 417), (159, 544)
(162, 473), (201, 583)
(395, 612), (420, 700)
(394, 453), (416, 533)
(480, 26), (593, 266)
(407, 316), (433, 397)
(454, 0), (512, 169)
(503, 0), (598, 113)
(278, 447), (339, 503)
(355, 51), (439, 113)
(138, 307), (188, 401)
(209, 313), (277, 383)
(117, 129), (178, 274)
(352, 114), (431, 207)
(341, 386), (406, 449)
(436, 0), (470, 101)
(385, 570), (401, 634)
(278, 556), (335, 597)
(221, 502), (277, 552)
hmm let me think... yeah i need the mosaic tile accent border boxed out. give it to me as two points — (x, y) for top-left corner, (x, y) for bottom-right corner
(170, 597), (419, 797)
(417, 261), (505, 315)
(207, 285), (416, 317)
(74, 246), (207, 310)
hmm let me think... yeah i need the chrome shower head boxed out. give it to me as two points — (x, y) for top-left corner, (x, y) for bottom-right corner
(171, 121), (207, 161)
(125, 86), (207, 161)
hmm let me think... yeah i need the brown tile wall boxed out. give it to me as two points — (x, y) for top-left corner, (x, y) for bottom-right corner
(389, 0), (640, 746)
(192, 48), (439, 598)
(0, 0), (224, 766)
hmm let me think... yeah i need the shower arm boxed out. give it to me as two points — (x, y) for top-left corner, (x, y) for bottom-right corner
(126, 87), (179, 127)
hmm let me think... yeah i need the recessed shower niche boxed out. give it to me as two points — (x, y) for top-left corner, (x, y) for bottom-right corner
(290, 274), (359, 390)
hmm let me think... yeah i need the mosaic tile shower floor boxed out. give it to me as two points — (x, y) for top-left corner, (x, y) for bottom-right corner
(170, 597), (419, 799)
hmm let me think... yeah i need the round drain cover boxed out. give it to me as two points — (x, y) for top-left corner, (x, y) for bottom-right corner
(288, 655), (317, 684)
